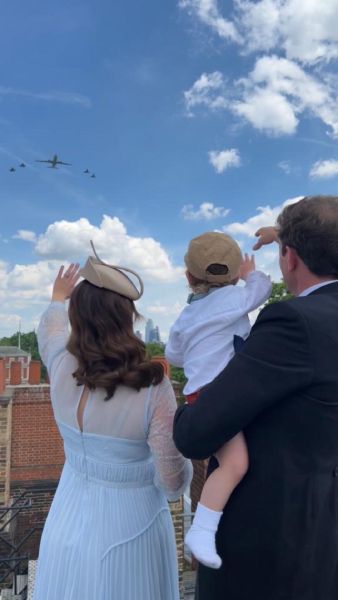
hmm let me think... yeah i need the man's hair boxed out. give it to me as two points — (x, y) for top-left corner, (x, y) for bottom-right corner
(277, 196), (338, 277)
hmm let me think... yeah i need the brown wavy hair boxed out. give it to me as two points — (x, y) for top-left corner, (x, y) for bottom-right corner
(67, 280), (164, 400)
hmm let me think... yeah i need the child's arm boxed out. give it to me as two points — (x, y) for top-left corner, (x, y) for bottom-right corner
(165, 324), (184, 368)
(239, 254), (272, 312)
(253, 226), (279, 250)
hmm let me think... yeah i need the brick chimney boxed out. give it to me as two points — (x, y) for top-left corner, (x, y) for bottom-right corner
(28, 361), (41, 385)
(10, 361), (22, 385)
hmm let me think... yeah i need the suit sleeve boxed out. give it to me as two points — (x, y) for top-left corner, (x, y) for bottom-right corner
(173, 301), (313, 459)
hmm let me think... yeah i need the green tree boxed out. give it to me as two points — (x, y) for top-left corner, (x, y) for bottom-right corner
(265, 281), (293, 305)
(145, 342), (187, 386)
(168, 366), (187, 385)
(145, 342), (165, 358)
(0, 330), (40, 359)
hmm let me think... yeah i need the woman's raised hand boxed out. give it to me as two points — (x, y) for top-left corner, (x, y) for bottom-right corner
(52, 263), (81, 302)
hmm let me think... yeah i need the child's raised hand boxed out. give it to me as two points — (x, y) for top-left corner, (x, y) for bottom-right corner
(253, 226), (279, 250)
(239, 254), (255, 280)
(52, 263), (81, 302)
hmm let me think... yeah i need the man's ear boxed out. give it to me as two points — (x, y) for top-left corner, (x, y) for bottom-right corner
(285, 246), (298, 272)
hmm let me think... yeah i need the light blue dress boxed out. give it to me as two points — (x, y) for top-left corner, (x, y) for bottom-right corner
(33, 302), (192, 600)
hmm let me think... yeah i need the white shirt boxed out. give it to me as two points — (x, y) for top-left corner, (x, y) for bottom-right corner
(299, 280), (338, 297)
(165, 271), (272, 394)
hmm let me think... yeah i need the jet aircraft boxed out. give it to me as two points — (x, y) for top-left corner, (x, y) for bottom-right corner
(9, 167), (16, 172)
(36, 154), (72, 168)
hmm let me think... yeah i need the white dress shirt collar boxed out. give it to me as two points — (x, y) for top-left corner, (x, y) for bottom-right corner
(299, 280), (338, 297)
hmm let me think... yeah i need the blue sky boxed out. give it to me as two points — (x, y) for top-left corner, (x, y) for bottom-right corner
(1, 0), (338, 339)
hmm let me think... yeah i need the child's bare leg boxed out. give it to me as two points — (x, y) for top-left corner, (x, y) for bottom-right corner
(185, 432), (248, 569)
(201, 431), (249, 510)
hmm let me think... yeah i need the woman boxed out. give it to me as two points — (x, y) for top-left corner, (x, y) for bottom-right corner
(33, 245), (192, 600)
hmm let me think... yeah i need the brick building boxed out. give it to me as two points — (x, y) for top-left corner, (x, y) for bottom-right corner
(0, 348), (31, 387)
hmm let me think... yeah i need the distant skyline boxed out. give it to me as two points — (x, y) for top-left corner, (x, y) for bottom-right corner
(1, 1), (338, 340)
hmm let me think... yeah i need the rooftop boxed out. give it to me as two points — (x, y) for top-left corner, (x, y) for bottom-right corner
(0, 346), (30, 357)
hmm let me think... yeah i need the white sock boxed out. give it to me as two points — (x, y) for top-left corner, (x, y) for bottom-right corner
(185, 502), (222, 569)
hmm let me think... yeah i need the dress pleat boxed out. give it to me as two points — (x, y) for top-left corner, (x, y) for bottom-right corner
(33, 422), (180, 600)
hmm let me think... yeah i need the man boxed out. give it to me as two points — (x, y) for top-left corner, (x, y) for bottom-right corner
(174, 196), (338, 600)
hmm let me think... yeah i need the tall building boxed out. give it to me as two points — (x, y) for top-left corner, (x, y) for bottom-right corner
(145, 319), (161, 344)
(145, 319), (154, 343)
(149, 326), (161, 343)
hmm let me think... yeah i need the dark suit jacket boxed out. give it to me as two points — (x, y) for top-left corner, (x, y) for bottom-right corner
(174, 282), (338, 600)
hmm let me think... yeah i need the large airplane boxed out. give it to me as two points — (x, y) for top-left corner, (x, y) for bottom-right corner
(36, 154), (72, 168)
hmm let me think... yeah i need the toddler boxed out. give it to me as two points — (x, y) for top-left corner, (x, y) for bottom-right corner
(165, 232), (272, 569)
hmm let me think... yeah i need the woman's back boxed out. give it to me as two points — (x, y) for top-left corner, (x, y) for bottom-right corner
(33, 301), (192, 600)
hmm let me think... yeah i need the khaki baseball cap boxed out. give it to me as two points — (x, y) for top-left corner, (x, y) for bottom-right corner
(79, 241), (144, 300)
(185, 232), (242, 283)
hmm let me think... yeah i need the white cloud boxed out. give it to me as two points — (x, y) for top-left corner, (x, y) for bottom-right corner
(183, 71), (227, 116)
(179, 0), (241, 43)
(181, 2), (338, 136)
(278, 161), (292, 174)
(146, 301), (185, 317)
(224, 196), (303, 236)
(21, 215), (182, 283)
(309, 159), (338, 179)
(0, 86), (91, 108)
(234, 0), (281, 54)
(225, 205), (282, 236)
(182, 202), (230, 220)
(181, 0), (338, 65)
(7, 262), (55, 294)
(233, 55), (338, 137)
(184, 56), (338, 137)
(0, 217), (188, 338)
(0, 259), (58, 318)
(13, 230), (37, 242)
(235, 0), (338, 64)
(254, 247), (281, 281)
(233, 86), (298, 136)
(208, 148), (241, 173)
(0, 313), (22, 327)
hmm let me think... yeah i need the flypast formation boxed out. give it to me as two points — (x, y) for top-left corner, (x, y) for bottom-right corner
(8, 154), (96, 178)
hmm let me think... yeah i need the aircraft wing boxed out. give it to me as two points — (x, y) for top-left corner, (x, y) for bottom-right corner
(36, 160), (52, 163)
(58, 161), (72, 166)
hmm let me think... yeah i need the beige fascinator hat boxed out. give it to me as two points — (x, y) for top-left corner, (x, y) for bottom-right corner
(79, 240), (144, 300)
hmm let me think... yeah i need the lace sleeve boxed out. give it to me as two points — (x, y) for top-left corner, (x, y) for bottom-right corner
(147, 378), (193, 501)
(37, 301), (70, 375)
